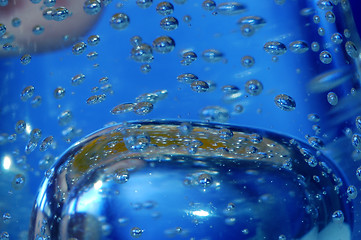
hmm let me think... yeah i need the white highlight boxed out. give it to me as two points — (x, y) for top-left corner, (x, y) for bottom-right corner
(192, 210), (209, 217)
(2, 155), (12, 170)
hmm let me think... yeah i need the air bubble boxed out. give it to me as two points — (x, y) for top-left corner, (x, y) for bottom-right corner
(133, 102), (153, 115)
(245, 80), (263, 96)
(160, 16), (179, 31)
(200, 106), (229, 122)
(136, 0), (153, 9)
(215, 2), (246, 15)
(0, 0), (7, 6)
(111, 103), (135, 115)
(222, 85), (240, 94)
(83, 0), (102, 15)
(198, 173), (213, 187)
(219, 128), (233, 139)
(355, 116), (361, 130)
(181, 51), (197, 65)
(113, 169), (129, 183)
(311, 42), (320, 52)
(308, 113), (320, 122)
(2, 213), (11, 224)
(140, 64), (151, 73)
(152, 36), (175, 53)
(317, 0), (334, 10)
(20, 54), (31, 65)
(0, 23), (6, 37)
(177, 73), (198, 83)
(319, 50), (332, 64)
(331, 33), (343, 44)
(11, 18), (21, 27)
(72, 42), (87, 55)
(325, 11), (335, 23)
(44, 0), (56, 7)
(31, 96), (42, 108)
(202, 49), (223, 63)
(347, 185), (357, 199)
(25, 140), (37, 154)
(332, 210), (344, 223)
(156, 2), (174, 15)
(241, 55), (255, 68)
(318, 27), (325, 36)
(30, 128), (42, 141)
(12, 174), (25, 190)
(110, 13), (130, 30)
(20, 86), (35, 101)
(352, 134), (361, 150)
(356, 166), (361, 181)
(289, 41), (309, 54)
(130, 227), (143, 238)
(345, 41), (358, 59)
(86, 94), (106, 104)
(313, 15), (320, 24)
(274, 94), (296, 111)
(308, 136), (324, 149)
(54, 87), (66, 99)
(237, 16), (266, 29)
(131, 43), (154, 63)
(87, 34), (100, 46)
(191, 80), (209, 93)
(241, 24), (254, 37)
(39, 136), (54, 152)
(327, 92), (338, 105)
(202, 0), (216, 11)
(52, 7), (70, 21)
(58, 110), (73, 126)
(15, 120), (26, 134)
(71, 74), (86, 86)
(264, 41), (287, 55)
(32, 25), (44, 35)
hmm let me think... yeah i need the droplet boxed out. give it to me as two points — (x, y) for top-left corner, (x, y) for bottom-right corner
(331, 33), (343, 44)
(156, 1), (174, 15)
(12, 174), (25, 190)
(131, 43), (154, 63)
(110, 13), (130, 30)
(352, 134), (361, 150)
(140, 64), (151, 73)
(202, 49), (223, 62)
(58, 110), (73, 126)
(86, 94), (106, 104)
(311, 42), (320, 52)
(215, 2), (246, 15)
(52, 7), (70, 21)
(347, 185), (357, 199)
(241, 55), (255, 67)
(325, 11), (335, 23)
(136, 0), (153, 9)
(177, 73), (198, 83)
(264, 41), (287, 55)
(133, 102), (153, 115)
(191, 80), (209, 93)
(83, 0), (102, 15)
(20, 54), (31, 65)
(39, 136), (54, 152)
(332, 210), (344, 223)
(72, 42), (87, 55)
(111, 103), (135, 115)
(54, 87), (66, 99)
(71, 74), (86, 86)
(198, 173), (213, 187)
(20, 85), (35, 101)
(345, 41), (358, 59)
(245, 79), (263, 96)
(152, 36), (175, 53)
(160, 16), (179, 31)
(130, 227), (143, 238)
(289, 41), (309, 54)
(32, 25), (44, 35)
(274, 94), (296, 111)
(202, 0), (216, 11)
(319, 50), (332, 64)
(200, 106), (229, 122)
(327, 92), (338, 105)
(87, 34), (100, 46)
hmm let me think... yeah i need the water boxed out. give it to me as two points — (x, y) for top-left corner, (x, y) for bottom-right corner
(0, 0), (361, 239)
(28, 121), (352, 239)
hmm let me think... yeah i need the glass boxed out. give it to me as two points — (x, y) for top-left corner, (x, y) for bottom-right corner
(0, 0), (360, 239)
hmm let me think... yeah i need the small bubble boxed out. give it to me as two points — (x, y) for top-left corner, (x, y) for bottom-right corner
(71, 74), (86, 86)
(183, 15), (192, 23)
(20, 54), (31, 65)
(156, 1), (174, 15)
(113, 169), (129, 184)
(0, 23), (6, 37)
(202, 49), (223, 63)
(140, 64), (151, 73)
(177, 73), (198, 83)
(8, 134), (16, 143)
(332, 210), (344, 223)
(133, 102), (153, 115)
(274, 94), (296, 111)
(289, 41), (309, 54)
(136, 0), (153, 9)
(308, 156), (318, 167)
(86, 94), (106, 104)
(216, 2), (246, 15)
(198, 173), (213, 187)
(87, 34), (100, 46)
(58, 110), (73, 126)
(181, 51), (197, 65)
(20, 85), (35, 101)
(319, 50), (332, 64)
(245, 79), (263, 96)
(202, 0), (216, 11)
(31, 96), (42, 108)
(241, 55), (255, 68)
(264, 41), (287, 55)
(345, 41), (358, 59)
(308, 113), (320, 122)
(160, 16), (179, 31)
(72, 42), (87, 55)
(42, 7), (54, 20)
(191, 80), (209, 93)
(237, 16), (266, 29)
(327, 92), (338, 106)
(131, 43), (154, 63)
(278, 234), (287, 240)
(313, 15), (320, 24)
(30, 128), (42, 142)
(111, 103), (135, 115)
(25, 140), (37, 154)
(124, 133), (150, 151)
(234, 104), (244, 113)
(222, 85), (240, 94)
(152, 36), (175, 53)
(43, 0), (56, 7)
(318, 27), (325, 36)
(110, 13), (130, 30)
(325, 11), (335, 23)
(39, 136), (54, 152)
(308, 136), (324, 149)
(179, 122), (193, 135)
(355, 116), (361, 130)
(0, 0), (8, 6)
(219, 128), (233, 139)
(130, 227), (143, 238)
(32, 25), (44, 35)
(130, 36), (143, 47)
(356, 166), (361, 181)
(241, 24), (254, 37)
(347, 185), (357, 199)
(52, 7), (70, 21)
(317, 0), (334, 10)
(11, 17), (21, 27)
(83, 0), (102, 15)
(311, 42), (320, 52)
(15, 120), (26, 133)
(331, 33), (343, 44)
(200, 106), (229, 122)
(12, 174), (25, 190)
(2, 213), (11, 224)
(0, 231), (9, 240)
(54, 87), (66, 99)
(352, 134), (361, 150)
(344, 29), (351, 38)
